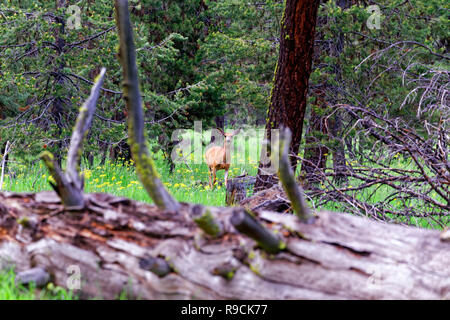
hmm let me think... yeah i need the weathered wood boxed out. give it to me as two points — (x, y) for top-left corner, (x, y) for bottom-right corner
(139, 256), (172, 277)
(240, 184), (291, 212)
(39, 69), (106, 209)
(276, 128), (314, 223)
(1, 191), (449, 300)
(39, 152), (85, 209)
(66, 67), (106, 191)
(115, 0), (179, 212)
(0, 141), (10, 191)
(16, 267), (50, 288)
(191, 205), (224, 237)
(230, 208), (285, 254)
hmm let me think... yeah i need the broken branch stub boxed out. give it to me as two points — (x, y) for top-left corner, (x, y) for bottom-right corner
(40, 152), (85, 209)
(139, 256), (172, 277)
(40, 69), (107, 209)
(191, 205), (224, 237)
(66, 67), (106, 190)
(114, 0), (179, 212)
(276, 127), (315, 223)
(230, 208), (285, 254)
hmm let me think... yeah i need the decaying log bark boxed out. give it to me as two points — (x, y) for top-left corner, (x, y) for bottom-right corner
(240, 184), (291, 212)
(0, 191), (449, 300)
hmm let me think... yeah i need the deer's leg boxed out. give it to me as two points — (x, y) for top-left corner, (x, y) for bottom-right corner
(224, 169), (229, 188)
(208, 167), (213, 188)
(212, 167), (217, 189)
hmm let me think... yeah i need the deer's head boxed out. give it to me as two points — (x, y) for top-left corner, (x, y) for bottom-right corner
(217, 128), (240, 145)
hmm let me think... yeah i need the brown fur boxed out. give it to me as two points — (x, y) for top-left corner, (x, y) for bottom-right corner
(205, 129), (240, 188)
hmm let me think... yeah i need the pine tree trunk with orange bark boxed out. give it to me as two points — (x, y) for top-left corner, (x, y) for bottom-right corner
(255, 0), (320, 192)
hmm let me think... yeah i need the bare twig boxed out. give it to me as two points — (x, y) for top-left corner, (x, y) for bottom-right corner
(66, 68), (106, 191)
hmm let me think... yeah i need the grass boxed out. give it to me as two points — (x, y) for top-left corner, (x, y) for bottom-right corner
(0, 268), (76, 300)
(2, 129), (264, 206)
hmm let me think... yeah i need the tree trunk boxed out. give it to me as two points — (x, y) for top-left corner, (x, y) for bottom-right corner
(254, 0), (320, 192)
(1, 191), (449, 300)
(109, 109), (132, 164)
(0, 142), (10, 183)
(51, 3), (68, 167)
(328, 0), (349, 184)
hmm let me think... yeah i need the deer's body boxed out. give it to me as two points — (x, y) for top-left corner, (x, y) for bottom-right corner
(205, 129), (239, 188)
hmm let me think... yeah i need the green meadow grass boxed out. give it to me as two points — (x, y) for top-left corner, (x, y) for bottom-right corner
(0, 268), (76, 300)
(2, 129), (264, 206)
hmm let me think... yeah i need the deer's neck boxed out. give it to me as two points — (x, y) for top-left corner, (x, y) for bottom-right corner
(222, 141), (231, 162)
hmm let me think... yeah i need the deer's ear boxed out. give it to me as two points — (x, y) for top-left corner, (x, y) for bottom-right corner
(216, 128), (225, 136)
(232, 129), (241, 136)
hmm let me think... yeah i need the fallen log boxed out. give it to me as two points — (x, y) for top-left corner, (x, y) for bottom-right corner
(240, 184), (291, 212)
(0, 191), (449, 300)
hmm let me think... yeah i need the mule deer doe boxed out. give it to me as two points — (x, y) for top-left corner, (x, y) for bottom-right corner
(205, 128), (240, 189)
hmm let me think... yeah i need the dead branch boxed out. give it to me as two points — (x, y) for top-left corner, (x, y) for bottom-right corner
(66, 68), (106, 191)
(115, 0), (179, 211)
(276, 128), (314, 222)
(39, 69), (106, 209)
